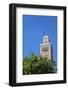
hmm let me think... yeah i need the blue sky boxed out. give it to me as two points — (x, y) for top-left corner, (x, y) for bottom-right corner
(23, 15), (57, 63)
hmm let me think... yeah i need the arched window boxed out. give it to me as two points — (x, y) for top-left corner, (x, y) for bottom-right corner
(42, 47), (49, 52)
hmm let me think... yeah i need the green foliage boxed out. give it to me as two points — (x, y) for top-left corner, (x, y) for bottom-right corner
(23, 53), (57, 75)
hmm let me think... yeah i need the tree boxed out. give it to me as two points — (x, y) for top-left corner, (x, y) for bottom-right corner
(23, 53), (57, 75)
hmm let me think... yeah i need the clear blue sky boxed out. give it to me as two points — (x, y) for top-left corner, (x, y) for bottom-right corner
(23, 15), (57, 63)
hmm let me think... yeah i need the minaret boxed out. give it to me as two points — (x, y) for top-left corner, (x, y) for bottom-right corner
(40, 34), (53, 60)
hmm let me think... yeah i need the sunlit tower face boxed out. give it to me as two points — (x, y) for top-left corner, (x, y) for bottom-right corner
(40, 34), (52, 60)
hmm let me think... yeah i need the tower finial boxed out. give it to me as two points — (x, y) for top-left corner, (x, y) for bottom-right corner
(45, 33), (48, 36)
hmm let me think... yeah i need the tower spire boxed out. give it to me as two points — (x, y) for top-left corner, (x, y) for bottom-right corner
(45, 32), (48, 36)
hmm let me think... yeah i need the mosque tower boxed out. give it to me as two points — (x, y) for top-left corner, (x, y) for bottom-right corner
(40, 34), (53, 60)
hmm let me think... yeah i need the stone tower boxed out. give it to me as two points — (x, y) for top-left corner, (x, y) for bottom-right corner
(40, 34), (53, 60)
